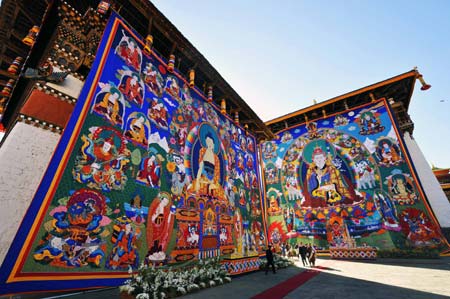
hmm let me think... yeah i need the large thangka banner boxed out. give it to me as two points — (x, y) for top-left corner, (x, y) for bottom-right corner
(0, 13), (266, 294)
(261, 99), (448, 251)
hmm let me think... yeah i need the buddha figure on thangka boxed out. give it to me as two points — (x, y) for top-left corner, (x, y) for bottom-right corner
(136, 152), (162, 188)
(267, 188), (283, 216)
(326, 217), (352, 248)
(148, 97), (170, 130)
(186, 123), (226, 199)
(373, 189), (400, 231)
(261, 141), (277, 160)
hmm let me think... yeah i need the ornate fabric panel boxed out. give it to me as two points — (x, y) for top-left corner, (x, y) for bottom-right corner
(261, 100), (448, 252)
(0, 13), (266, 295)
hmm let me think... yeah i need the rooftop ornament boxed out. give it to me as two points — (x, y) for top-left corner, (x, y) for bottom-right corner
(207, 85), (213, 103)
(7, 57), (24, 75)
(144, 35), (153, 56)
(189, 69), (195, 88)
(417, 74), (431, 91)
(167, 54), (175, 72)
(97, 1), (111, 14)
(221, 98), (226, 114)
(22, 26), (40, 47)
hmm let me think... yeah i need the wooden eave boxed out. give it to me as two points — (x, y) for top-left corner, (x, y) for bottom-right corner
(265, 70), (418, 134)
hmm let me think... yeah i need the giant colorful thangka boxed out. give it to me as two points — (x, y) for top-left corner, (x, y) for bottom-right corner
(261, 100), (447, 251)
(0, 13), (266, 294)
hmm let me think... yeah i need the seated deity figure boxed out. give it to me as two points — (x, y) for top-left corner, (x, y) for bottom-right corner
(137, 155), (160, 187)
(267, 194), (282, 215)
(390, 174), (416, 205)
(359, 111), (383, 135)
(195, 132), (220, 195)
(124, 115), (148, 146)
(115, 33), (142, 71)
(93, 135), (117, 163)
(93, 87), (123, 126)
(377, 139), (402, 166)
(303, 144), (358, 208)
(119, 73), (143, 106)
(143, 63), (163, 96)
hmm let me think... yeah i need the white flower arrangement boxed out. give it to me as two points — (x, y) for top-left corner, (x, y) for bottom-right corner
(121, 257), (231, 298)
(259, 253), (293, 271)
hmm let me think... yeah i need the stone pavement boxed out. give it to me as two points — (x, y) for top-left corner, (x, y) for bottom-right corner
(6, 257), (450, 299)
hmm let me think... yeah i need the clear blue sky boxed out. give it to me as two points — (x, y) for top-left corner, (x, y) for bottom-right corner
(0, 0), (446, 166)
(1, 0), (445, 167)
(152, 0), (450, 168)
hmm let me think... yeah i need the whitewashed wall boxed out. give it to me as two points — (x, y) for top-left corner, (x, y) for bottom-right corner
(46, 68), (84, 99)
(0, 122), (60, 265)
(404, 131), (450, 228)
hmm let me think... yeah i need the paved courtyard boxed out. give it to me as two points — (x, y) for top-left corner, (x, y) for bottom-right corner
(5, 257), (450, 299)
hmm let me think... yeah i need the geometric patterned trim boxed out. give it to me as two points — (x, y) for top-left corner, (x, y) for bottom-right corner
(18, 114), (63, 134)
(221, 257), (262, 275)
(330, 248), (377, 260)
(35, 83), (78, 105)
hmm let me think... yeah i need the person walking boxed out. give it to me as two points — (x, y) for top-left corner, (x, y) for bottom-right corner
(281, 242), (286, 257)
(309, 245), (316, 267)
(265, 244), (276, 274)
(299, 243), (308, 266)
(306, 244), (312, 264)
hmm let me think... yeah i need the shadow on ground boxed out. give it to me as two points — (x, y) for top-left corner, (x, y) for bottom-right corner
(4, 258), (450, 299)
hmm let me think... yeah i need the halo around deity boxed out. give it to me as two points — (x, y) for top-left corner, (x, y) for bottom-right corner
(199, 123), (220, 154)
(302, 139), (336, 164)
(377, 137), (393, 147)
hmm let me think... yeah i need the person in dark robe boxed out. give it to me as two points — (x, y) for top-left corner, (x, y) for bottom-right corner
(299, 243), (308, 266)
(265, 244), (276, 274)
